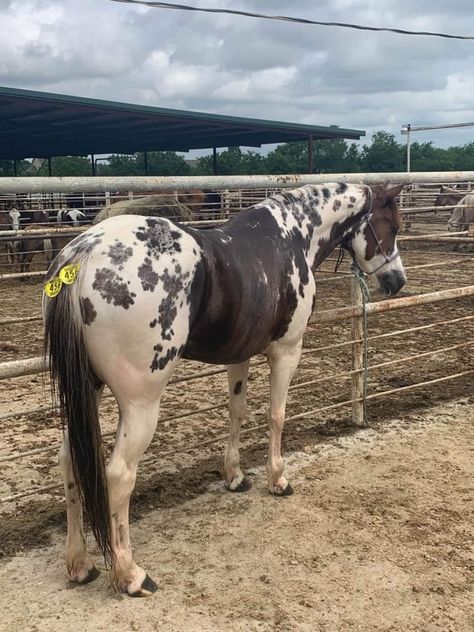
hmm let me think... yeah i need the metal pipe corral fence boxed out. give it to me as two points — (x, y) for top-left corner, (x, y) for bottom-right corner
(0, 171), (472, 506)
(1, 171), (474, 194)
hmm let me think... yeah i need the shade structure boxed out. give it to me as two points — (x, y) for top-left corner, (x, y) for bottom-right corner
(0, 86), (365, 160)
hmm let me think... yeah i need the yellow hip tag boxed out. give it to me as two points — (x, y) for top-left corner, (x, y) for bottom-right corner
(44, 263), (80, 298)
(44, 277), (63, 298)
(59, 263), (81, 285)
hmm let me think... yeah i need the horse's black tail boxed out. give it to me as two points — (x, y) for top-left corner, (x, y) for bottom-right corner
(44, 285), (113, 565)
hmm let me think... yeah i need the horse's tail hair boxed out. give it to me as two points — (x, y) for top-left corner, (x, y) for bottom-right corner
(44, 283), (113, 565)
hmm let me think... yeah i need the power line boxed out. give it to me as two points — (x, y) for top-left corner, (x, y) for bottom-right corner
(108, 0), (474, 41)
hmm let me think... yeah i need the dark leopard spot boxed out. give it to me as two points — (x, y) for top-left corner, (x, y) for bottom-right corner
(157, 294), (177, 341)
(79, 297), (97, 325)
(92, 268), (135, 309)
(135, 219), (182, 257)
(107, 241), (133, 269)
(150, 343), (163, 372)
(147, 267), (191, 340)
(233, 380), (243, 395)
(150, 344), (185, 373)
(138, 257), (159, 292)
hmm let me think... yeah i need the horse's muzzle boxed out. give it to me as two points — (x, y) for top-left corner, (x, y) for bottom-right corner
(377, 270), (406, 296)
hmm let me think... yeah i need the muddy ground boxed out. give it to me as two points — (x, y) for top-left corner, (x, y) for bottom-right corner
(0, 240), (473, 631)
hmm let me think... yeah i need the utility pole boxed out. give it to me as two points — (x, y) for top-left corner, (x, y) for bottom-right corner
(401, 124), (411, 172)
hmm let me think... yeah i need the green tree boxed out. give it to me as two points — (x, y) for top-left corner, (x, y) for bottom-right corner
(140, 151), (191, 176)
(266, 142), (308, 174)
(0, 159), (35, 176)
(98, 154), (137, 176)
(360, 132), (405, 172)
(0, 160), (16, 176)
(195, 147), (268, 175)
(264, 139), (362, 174)
(312, 138), (361, 173)
(448, 142), (474, 170)
(99, 152), (191, 176)
(41, 156), (93, 176)
(409, 142), (453, 171)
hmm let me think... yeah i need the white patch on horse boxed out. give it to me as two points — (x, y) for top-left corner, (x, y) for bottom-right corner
(57, 209), (88, 226)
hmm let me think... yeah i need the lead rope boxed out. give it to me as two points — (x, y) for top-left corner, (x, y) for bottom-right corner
(350, 263), (370, 425)
(334, 245), (346, 273)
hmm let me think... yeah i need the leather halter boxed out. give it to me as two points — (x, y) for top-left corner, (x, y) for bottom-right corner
(344, 188), (400, 276)
(363, 216), (400, 275)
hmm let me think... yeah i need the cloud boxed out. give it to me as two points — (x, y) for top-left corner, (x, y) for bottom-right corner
(1, 0), (474, 149)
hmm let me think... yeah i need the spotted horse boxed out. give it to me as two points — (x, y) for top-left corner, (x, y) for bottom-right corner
(43, 182), (406, 597)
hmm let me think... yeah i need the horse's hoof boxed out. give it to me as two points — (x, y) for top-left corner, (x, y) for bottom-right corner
(270, 482), (294, 497)
(227, 477), (252, 493)
(77, 565), (100, 585)
(129, 574), (157, 598)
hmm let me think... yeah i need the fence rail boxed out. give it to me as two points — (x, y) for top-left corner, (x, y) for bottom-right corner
(2, 171), (474, 194)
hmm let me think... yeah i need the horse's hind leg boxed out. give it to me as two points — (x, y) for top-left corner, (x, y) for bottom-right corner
(59, 432), (100, 584)
(59, 386), (104, 584)
(107, 399), (161, 597)
(266, 341), (303, 496)
(224, 360), (251, 492)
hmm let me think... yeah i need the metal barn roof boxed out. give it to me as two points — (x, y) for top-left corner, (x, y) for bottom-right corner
(0, 86), (365, 160)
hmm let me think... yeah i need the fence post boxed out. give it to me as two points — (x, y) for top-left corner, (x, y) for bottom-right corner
(351, 274), (366, 425)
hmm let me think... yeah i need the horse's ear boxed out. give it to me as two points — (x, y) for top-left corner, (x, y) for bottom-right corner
(383, 183), (404, 201)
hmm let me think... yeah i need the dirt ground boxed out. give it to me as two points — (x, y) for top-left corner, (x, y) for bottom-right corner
(0, 238), (473, 631)
(0, 397), (473, 632)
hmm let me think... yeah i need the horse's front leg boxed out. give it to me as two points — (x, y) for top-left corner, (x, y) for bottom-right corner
(224, 360), (251, 492)
(266, 341), (303, 496)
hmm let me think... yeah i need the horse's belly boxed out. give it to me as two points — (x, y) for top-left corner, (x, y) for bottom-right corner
(182, 333), (269, 365)
(183, 296), (276, 364)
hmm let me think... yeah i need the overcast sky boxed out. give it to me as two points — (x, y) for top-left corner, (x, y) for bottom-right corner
(2, 0), (474, 153)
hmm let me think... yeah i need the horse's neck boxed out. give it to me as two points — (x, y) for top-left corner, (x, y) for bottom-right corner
(280, 186), (363, 269)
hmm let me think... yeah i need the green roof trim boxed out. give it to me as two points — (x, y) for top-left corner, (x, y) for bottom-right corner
(0, 86), (365, 159)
